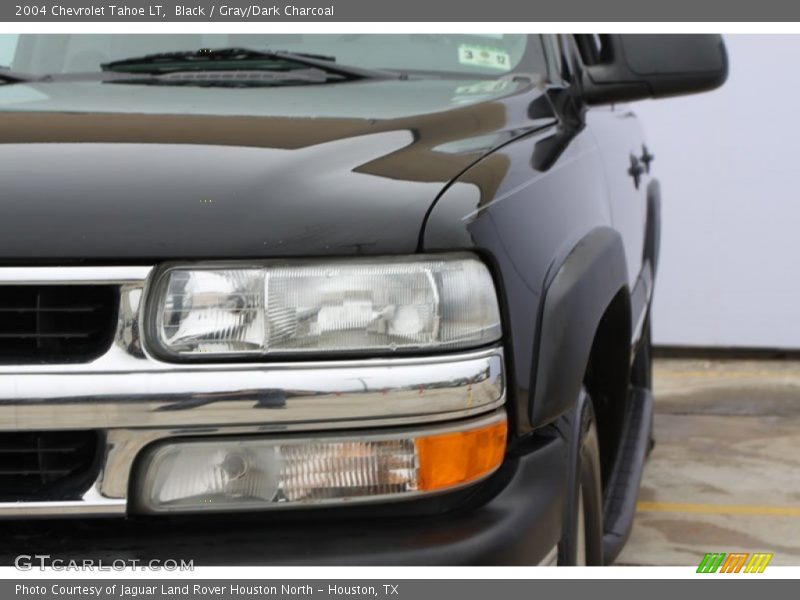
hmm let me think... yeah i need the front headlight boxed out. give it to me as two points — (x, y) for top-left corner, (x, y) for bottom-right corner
(146, 255), (501, 359)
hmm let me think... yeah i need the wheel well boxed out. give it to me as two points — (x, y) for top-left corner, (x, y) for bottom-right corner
(583, 287), (631, 489)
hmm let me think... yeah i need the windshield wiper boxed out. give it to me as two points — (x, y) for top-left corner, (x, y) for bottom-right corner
(101, 47), (403, 81)
(108, 68), (341, 87)
(1, 65), (331, 88)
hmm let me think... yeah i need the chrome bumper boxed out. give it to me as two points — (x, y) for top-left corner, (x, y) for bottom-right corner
(1, 348), (504, 432)
(0, 348), (505, 518)
(0, 266), (505, 518)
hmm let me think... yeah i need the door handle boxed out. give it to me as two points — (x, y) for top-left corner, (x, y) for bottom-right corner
(639, 145), (655, 173)
(628, 155), (644, 189)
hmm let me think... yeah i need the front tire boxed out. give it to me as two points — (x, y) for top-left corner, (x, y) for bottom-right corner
(558, 390), (604, 566)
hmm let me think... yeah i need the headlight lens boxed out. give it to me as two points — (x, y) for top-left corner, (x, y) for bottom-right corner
(148, 255), (501, 359)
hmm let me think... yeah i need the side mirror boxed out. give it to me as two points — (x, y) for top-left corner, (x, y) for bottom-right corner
(580, 34), (728, 105)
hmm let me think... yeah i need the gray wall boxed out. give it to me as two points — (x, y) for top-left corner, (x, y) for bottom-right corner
(634, 35), (800, 349)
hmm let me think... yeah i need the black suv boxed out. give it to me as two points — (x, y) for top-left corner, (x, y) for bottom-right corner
(0, 34), (727, 565)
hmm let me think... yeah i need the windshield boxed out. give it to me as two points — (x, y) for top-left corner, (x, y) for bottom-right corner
(0, 34), (542, 79)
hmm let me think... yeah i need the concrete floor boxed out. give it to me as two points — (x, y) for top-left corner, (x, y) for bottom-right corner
(617, 358), (800, 566)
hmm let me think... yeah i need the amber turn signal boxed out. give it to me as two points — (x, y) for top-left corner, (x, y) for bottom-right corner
(416, 418), (507, 491)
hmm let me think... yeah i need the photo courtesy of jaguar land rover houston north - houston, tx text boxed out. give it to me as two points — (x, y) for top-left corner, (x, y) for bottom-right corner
(0, 34), (727, 565)
(15, 584), (331, 597)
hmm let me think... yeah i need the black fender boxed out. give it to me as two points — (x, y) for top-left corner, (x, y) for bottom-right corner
(643, 178), (661, 277)
(629, 178), (660, 345)
(529, 227), (629, 428)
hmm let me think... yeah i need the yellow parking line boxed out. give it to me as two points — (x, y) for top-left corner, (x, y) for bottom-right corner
(637, 501), (800, 517)
(656, 370), (798, 379)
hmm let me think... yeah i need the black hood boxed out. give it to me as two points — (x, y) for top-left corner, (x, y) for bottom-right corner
(0, 78), (553, 261)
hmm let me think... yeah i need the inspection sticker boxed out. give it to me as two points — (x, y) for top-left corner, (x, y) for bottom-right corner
(458, 44), (511, 70)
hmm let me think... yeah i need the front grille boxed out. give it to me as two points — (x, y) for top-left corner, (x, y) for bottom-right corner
(0, 285), (117, 364)
(0, 431), (101, 501)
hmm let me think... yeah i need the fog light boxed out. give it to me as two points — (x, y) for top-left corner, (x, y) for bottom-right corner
(136, 414), (506, 513)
